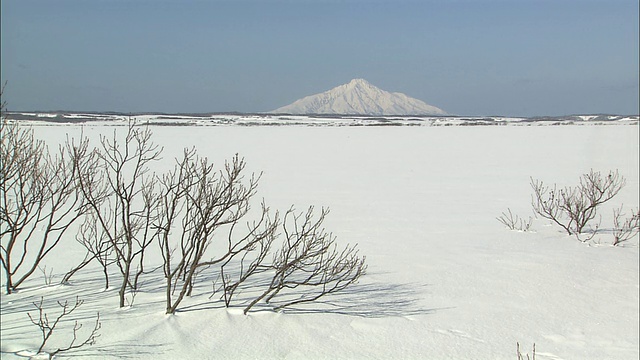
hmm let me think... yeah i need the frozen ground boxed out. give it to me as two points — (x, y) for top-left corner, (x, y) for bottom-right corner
(1, 123), (638, 359)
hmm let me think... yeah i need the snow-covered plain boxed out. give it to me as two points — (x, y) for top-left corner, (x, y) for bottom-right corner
(1, 122), (639, 359)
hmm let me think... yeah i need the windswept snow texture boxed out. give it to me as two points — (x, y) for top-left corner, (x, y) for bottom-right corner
(271, 78), (448, 115)
(1, 124), (638, 360)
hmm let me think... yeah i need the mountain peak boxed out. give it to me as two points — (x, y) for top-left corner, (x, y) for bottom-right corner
(272, 79), (447, 116)
(347, 78), (371, 87)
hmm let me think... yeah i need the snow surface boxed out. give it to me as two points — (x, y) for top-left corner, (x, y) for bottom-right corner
(1, 123), (638, 359)
(271, 79), (448, 116)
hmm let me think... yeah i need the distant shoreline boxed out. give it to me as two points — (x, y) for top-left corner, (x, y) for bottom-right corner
(4, 111), (639, 127)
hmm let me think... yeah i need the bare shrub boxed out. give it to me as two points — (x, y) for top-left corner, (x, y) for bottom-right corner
(2, 117), (367, 314)
(218, 204), (278, 308)
(62, 141), (114, 288)
(530, 169), (625, 239)
(155, 150), (366, 315)
(61, 214), (116, 289)
(497, 208), (532, 232)
(27, 296), (101, 359)
(612, 206), (640, 246)
(1, 121), (91, 294)
(155, 149), (278, 314)
(75, 123), (162, 307)
(242, 207), (367, 314)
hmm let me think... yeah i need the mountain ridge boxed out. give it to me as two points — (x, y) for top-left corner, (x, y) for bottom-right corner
(271, 79), (447, 116)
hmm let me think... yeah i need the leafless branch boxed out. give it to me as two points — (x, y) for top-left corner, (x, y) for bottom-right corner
(38, 265), (55, 286)
(27, 296), (101, 359)
(612, 206), (640, 246)
(516, 342), (536, 360)
(155, 150), (264, 314)
(531, 170), (625, 237)
(243, 206), (367, 314)
(75, 121), (162, 307)
(1, 122), (91, 293)
(497, 208), (532, 232)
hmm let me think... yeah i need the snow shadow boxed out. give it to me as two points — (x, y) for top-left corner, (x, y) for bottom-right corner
(178, 276), (437, 318)
(164, 261), (438, 318)
(274, 280), (437, 318)
(56, 341), (171, 359)
(0, 342), (170, 360)
(2, 263), (437, 328)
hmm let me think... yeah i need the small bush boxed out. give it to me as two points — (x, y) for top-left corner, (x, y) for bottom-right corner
(530, 169), (625, 240)
(27, 296), (101, 359)
(497, 208), (532, 232)
(612, 206), (640, 246)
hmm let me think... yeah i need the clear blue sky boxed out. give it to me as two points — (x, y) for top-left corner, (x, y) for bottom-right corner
(1, 0), (638, 116)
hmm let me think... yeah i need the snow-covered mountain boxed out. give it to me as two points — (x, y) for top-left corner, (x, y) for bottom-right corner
(271, 79), (447, 116)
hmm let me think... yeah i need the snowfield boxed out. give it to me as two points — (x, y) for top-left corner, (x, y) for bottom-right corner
(1, 122), (638, 359)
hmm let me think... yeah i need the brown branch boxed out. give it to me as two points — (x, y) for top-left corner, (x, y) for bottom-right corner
(27, 296), (101, 358)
